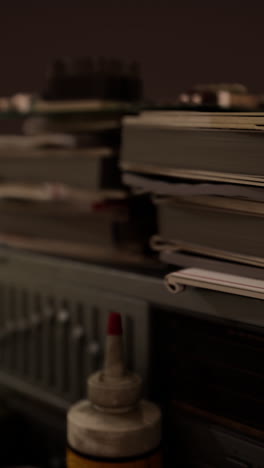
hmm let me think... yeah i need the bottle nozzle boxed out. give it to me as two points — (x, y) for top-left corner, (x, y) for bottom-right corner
(88, 312), (142, 409)
(104, 312), (125, 379)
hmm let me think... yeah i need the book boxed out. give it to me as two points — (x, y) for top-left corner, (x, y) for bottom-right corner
(0, 147), (120, 190)
(154, 196), (264, 267)
(0, 198), (139, 250)
(165, 268), (264, 300)
(0, 133), (76, 149)
(0, 232), (156, 269)
(0, 182), (125, 202)
(123, 172), (264, 201)
(23, 116), (121, 133)
(160, 250), (264, 280)
(121, 111), (264, 186)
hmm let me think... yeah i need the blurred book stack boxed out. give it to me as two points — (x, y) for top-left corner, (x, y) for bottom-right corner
(121, 84), (264, 278)
(0, 58), (155, 267)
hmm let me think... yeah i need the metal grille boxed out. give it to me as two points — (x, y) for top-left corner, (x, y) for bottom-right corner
(0, 267), (149, 410)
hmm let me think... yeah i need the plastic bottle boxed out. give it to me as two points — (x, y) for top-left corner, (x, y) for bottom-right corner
(67, 312), (162, 467)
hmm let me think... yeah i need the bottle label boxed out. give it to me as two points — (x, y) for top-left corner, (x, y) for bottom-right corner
(67, 447), (162, 468)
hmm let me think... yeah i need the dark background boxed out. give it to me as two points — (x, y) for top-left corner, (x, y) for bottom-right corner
(0, 1), (263, 101)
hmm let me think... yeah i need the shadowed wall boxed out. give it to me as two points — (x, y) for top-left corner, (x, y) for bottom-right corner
(0, 1), (263, 100)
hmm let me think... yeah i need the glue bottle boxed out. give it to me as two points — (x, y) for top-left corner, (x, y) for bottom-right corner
(67, 312), (162, 467)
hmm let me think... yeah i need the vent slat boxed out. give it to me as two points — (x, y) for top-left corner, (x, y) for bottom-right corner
(23, 291), (30, 378)
(19, 290), (28, 377)
(16, 289), (23, 376)
(89, 306), (101, 375)
(35, 294), (42, 382)
(41, 298), (55, 388)
(69, 304), (85, 401)
(56, 300), (70, 394)
(4, 286), (12, 370)
(29, 293), (38, 381)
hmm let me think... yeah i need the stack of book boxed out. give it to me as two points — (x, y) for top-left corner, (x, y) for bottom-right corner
(0, 58), (155, 267)
(121, 110), (264, 278)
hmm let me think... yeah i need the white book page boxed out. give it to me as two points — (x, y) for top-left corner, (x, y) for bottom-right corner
(165, 268), (264, 300)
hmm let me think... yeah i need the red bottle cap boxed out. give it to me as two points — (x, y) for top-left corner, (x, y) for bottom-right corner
(107, 312), (122, 336)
